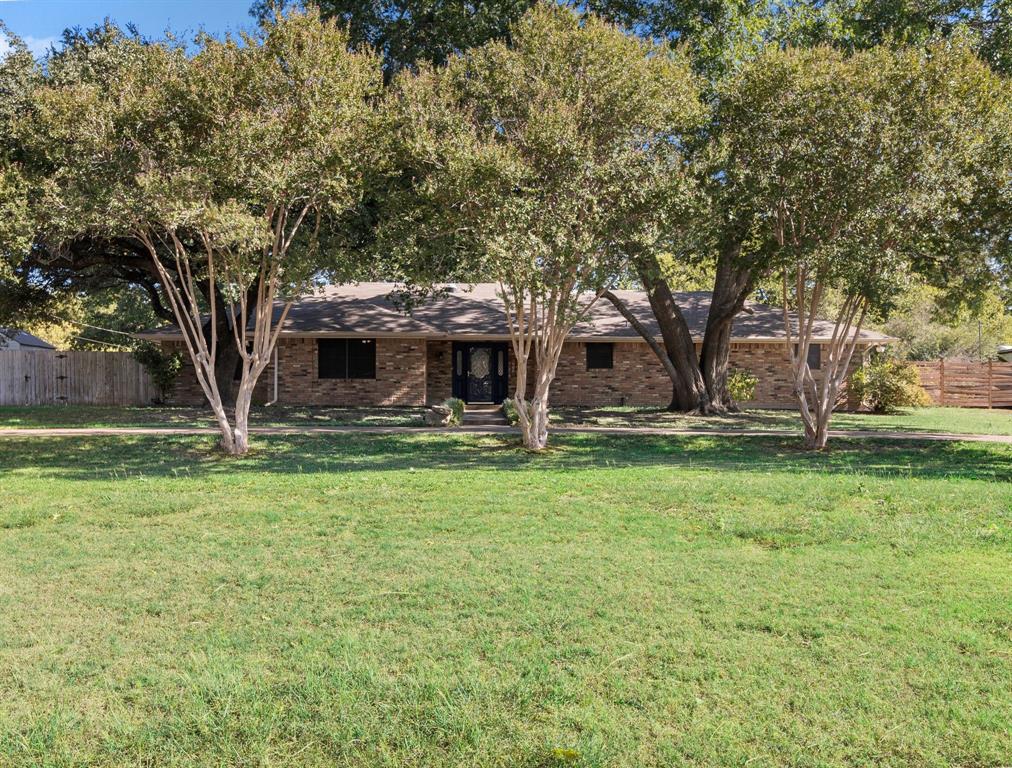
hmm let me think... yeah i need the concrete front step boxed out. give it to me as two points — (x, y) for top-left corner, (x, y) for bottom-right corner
(462, 417), (509, 426)
(463, 404), (508, 426)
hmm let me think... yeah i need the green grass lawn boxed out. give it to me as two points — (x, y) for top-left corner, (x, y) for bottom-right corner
(0, 404), (424, 429)
(1, 432), (1010, 767)
(552, 405), (1012, 436)
(1, 404), (1011, 437)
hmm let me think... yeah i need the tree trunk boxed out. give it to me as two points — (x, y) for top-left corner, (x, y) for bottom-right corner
(802, 420), (829, 450)
(200, 281), (253, 410)
(607, 254), (712, 412)
(699, 314), (736, 410)
(637, 263), (712, 413)
(210, 399), (237, 455)
(610, 249), (757, 415)
(231, 378), (254, 456)
(700, 244), (754, 411)
(212, 324), (240, 409)
(516, 344), (560, 451)
(602, 288), (692, 410)
(519, 391), (550, 450)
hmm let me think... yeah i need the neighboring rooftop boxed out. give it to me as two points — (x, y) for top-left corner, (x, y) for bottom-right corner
(138, 282), (891, 343)
(0, 328), (56, 350)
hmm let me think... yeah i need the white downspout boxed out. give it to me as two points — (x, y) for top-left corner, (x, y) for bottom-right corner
(266, 346), (279, 406)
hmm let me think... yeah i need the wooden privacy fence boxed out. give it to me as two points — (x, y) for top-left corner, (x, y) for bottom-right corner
(0, 350), (159, 406)
(913, 359), (1012, 409)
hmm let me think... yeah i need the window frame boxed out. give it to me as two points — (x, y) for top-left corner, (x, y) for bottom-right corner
(346, 338), (377, 380)
(794, 343), (822, 371)
(808, 343), (821, 371)
(585, 342), (614, 371)
(318, 338), (376, 380)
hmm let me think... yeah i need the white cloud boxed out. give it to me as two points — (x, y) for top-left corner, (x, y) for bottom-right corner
(24, 35), (57, 57)
(0, 31), (58, 60)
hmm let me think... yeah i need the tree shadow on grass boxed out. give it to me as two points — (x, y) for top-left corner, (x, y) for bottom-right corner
(2, 432), (1010, 484)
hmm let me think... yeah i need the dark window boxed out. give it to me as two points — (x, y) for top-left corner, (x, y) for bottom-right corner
(318, 339), (376, 380)
(808, 344), (821, 370)
(347, 339), (376, 379)
(795, 343), (822, 370)
(318, 339), (348, 379)
(586, 342), (614, 370)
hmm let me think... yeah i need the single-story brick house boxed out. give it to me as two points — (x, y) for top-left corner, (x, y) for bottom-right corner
(142, 282), (889, 408)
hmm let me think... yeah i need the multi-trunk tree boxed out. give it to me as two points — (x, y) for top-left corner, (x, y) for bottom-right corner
(385, 4), (700, 449)
(1, 24), (240, 388)
(591, 0), (1012, 415)
(19, 10), (383, 454)
(717, 42), (1009, 448)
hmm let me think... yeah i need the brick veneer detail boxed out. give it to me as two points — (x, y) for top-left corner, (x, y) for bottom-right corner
(165, 337), (866, 409)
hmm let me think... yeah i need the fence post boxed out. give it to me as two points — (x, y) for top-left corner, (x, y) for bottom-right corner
(938, 358), (945, 407)
(988, 360), (993, 409)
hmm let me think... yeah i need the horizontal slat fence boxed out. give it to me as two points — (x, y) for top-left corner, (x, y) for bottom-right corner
(0, 350), (159, 406)
(913, 359), (1012, 408)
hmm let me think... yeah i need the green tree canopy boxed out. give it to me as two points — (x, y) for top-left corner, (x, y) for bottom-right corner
(254, 0), (538, 75)
(386, 4), (701, 448)
(0, 24), (38, 285)
(715, 40), (1009, 447)
(590, 0), (1012, 77)
(17, 9), (384, 454)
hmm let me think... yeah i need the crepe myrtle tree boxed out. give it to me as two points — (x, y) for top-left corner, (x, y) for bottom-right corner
(720, 42), (1008, 449)
(0, 26), (37, 284)
(21, 9), (382, 454)
(384, 4), (700, 450)
(590, 0), (1011, 415)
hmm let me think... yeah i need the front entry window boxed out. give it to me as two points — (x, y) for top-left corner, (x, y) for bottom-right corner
(468, 346), (493, 402)
(470, 347), (490, 378)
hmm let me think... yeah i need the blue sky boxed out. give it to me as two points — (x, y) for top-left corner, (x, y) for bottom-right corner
(0, 0), (255, 57)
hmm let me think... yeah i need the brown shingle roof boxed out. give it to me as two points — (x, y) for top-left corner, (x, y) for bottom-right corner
(138, 282), (891, 343)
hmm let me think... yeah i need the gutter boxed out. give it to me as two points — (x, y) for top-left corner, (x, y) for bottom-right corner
(266, 346), (279, 406)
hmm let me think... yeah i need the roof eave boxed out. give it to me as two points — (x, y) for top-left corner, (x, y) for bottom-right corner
(138, 329), (894, 344)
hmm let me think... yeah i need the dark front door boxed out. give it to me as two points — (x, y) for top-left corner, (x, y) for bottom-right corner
(452, 342), (509, 403)
(467, 345), (493, 402)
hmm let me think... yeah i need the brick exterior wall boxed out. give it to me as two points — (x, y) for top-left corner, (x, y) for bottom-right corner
(727, 342), (866, 409)
(165, 336), (866, 409)
(425, 340), (453, 405)
(547, 341), (671, 406)
(165, 337), (426, 406)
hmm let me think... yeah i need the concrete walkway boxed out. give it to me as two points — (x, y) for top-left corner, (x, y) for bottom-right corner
(1, 423), (1010, 443)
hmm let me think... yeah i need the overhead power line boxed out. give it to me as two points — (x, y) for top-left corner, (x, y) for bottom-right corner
(67, 333), (136, 351)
